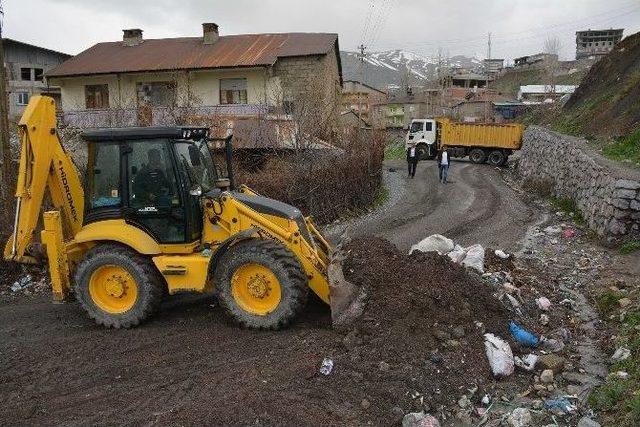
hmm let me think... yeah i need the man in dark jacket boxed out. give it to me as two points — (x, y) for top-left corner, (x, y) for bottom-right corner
(406, 143), (419, 178)
(437, 146), (450, 184)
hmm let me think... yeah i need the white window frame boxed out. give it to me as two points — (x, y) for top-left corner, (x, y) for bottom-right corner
(17, 92), (30, 106)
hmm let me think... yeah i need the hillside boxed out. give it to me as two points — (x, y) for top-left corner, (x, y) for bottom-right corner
(340, 50), (481, 90)
(492, 68), (587, 99)
(560, 31), (640, 139)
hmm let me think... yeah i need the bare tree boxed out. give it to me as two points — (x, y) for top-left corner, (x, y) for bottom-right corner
(543, 36), (562, 96)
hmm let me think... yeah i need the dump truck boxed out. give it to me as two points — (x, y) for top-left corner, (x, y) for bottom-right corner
(405, 118), (524, 166)
(4, 96), (362, 329)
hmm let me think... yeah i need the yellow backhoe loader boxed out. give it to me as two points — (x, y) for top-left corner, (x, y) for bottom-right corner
(4, 96), (363, 329)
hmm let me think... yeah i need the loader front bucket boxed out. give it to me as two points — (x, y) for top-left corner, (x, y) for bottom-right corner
(327, 239), (366, 329)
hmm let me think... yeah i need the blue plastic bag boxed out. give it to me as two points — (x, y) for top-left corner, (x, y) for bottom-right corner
(509, 321), (539, 347)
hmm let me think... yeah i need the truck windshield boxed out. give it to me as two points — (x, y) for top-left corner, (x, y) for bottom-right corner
(410, 122), (424, 133)
(173, 141), (217, 193)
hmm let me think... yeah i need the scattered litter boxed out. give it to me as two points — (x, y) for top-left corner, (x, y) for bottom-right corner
(484, 333), (514, 377)
(540, 369), (554, 384)
(461, 244), (485, 273)
(401, 412), (440, 427)
(447, 245), (467, 263)
(562, 229), (576, 238)
(543, 398), (577, 413)
(409, 234), (454, 255)
(536, 297), (552, 311)
(507, 407), (532, 427)
(481, 394), (491, 405)
(506, 294), (521, 308)
(577, 416), (601, 427)
(610, 347), (631, 363)
(319, 357), (334, 375)
(514, 354), (538, 371)
(495, 249), (510, 259)
(559, 299), (574, 308)
(10, 275), (33, 292)
(509, 322), (539, 347)
(611, 371), (629, 379)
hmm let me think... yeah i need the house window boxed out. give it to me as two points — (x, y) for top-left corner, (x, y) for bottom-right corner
(17, 92), (30, 105)
(136, 81), (176, 107)
(220, 78), (248, 104)
(34, 68), (44, 82)
(20, 68), (31, 81)
(85, 84), (109, 109)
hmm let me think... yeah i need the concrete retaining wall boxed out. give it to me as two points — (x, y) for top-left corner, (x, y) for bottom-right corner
(518, 126), (640, 238)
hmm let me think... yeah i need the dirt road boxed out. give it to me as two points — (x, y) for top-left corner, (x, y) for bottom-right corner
(0, 161), (542, 426)
(349, 159), (538, 252)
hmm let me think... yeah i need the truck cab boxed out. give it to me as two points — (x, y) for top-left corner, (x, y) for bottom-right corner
(405, 119), (437, 160)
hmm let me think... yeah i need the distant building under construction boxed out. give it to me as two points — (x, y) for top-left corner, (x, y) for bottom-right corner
(575, 28), (623, 59)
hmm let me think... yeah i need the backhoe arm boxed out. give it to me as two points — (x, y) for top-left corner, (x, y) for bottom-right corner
(3, 96), (84, 264)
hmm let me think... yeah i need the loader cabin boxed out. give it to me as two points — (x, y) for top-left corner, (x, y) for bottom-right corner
(82, 127), (218, 244)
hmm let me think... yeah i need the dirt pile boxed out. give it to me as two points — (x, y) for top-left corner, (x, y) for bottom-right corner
(325, 237), (516, 423)
(562, 31), (640, 138)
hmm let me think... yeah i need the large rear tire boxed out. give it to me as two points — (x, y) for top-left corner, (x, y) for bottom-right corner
(469, 148), (487, 164)
(74, 244), (164, 328)
(487, 150), (506, 167)
(214, 239), (308, 330)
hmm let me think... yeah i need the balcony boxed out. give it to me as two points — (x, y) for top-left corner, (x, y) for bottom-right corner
(59, 104), (272, 128)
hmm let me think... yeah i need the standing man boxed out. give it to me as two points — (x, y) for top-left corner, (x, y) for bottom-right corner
(437, 146), (450, 184)
(406, 142), (419, 179)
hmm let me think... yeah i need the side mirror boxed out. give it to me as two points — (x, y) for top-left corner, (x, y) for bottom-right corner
(188, 145), (201, 166)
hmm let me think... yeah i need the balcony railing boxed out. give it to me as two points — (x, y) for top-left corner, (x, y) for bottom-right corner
(59, 104), (271, 128)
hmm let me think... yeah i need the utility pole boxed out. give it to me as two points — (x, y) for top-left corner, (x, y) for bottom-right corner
(357, 43), (366, 126)
(485, 32), (492, 122)
(0, 0), (13, 231)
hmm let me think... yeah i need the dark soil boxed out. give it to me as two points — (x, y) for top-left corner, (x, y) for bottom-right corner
(0, 237), (527, 426)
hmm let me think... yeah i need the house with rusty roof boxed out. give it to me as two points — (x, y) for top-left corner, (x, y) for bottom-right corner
(46, 23), (342, 128)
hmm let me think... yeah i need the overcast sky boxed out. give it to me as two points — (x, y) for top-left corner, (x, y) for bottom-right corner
(4, 0), (640, 61)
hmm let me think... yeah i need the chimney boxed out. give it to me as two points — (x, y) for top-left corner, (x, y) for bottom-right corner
(123, 28), (143, 46)
(203, 23), (219, 44)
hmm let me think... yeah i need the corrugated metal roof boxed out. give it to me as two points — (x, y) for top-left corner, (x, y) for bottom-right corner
(47, 33), (338, 77)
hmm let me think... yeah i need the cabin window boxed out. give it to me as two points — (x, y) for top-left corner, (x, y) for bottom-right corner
(425, 122), (433, 132)
(85, 84), (110, 109)
(87, 143), (121, 209)
(220, 78), (248, 104)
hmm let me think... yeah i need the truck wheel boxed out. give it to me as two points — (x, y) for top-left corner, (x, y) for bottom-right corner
(74, 244), (164, 328)
(416, 145), (428, 161)
(487, 150), (506, 167)
(214, 239), (308, 330)
(469, 148), (487, 164)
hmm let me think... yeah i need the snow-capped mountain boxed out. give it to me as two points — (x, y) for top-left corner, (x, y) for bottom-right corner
(340, 49), (482, 91)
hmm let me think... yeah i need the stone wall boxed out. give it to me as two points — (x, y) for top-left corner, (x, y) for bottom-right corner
(518, 126), (640, 238)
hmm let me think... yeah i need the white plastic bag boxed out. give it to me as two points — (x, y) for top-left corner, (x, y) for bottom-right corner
(410, 234), (455, 255)
(447, 244), (467, 263)
(484, 333), (514, 377)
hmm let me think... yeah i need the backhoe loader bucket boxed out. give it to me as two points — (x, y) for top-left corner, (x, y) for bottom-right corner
(327, 238), (367, 328)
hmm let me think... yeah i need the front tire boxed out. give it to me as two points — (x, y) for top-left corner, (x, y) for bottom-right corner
(214, 239), (308, 330)
(74, 244), (164, 328)
(416, 145), (428, 161)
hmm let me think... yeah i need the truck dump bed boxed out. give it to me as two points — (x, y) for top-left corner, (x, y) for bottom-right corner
(437, 118), (523, 150)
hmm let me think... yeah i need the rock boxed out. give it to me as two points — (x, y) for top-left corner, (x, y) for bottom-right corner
(434, 330), (451, 341)
(481, 394), (490, 405)
(452, 325), (465, 338)
(514, 354), (538, 371)
(458, 395), (471, 408)
(495, 249), (510, 259)
(540, 337), (564, 353)
(615, 179), (640, 190)
(378, 361), (390, 372)
(507, 408), (532, 427)
(445, 339), (460, 348)
(540, 369), (554, 384)
(536, 297), (551, 311)
(410, 234), (454, 255)
(577, 416), (601, 427)
(391, 406), (405, 417)
(462, 244), (485, 273)
(430, 352), (443, 364)
(610, 347), (631, 363)
(618, 298), (632, 308)
(532, 400), (543, 410)
(544, 225), (562, 234)
(361, 398), (371, 409)
(538, 354), (565, 374)
(539, 314), (550, 326)
(402, 412), (440, 427)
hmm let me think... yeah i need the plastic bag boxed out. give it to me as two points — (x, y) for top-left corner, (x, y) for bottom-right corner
(484, 333), (514, 377)
(409, 234), (454, 255)
(462, 244), (485, 273)
(509, 321), (539, 347)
